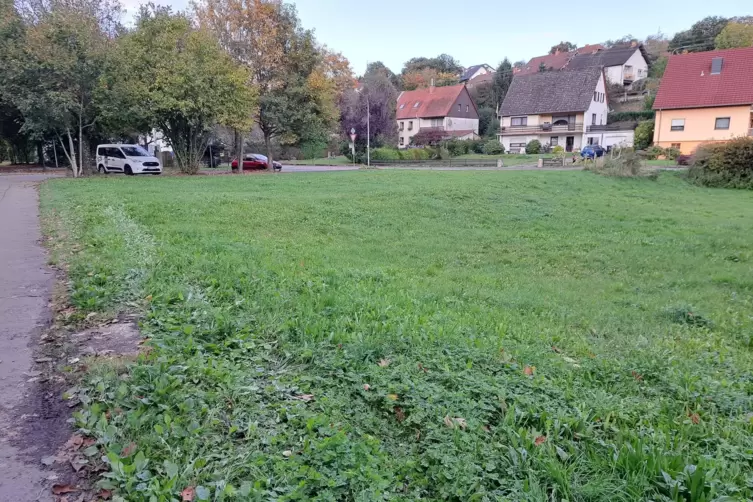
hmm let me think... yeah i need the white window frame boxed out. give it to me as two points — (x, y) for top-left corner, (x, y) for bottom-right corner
(670, 119), (685, 132)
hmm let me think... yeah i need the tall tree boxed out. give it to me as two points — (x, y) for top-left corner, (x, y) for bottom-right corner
(603, 34), (637, 47)
(103, 7), (255, 174)
(491, 59), (513, 109)
(365, 61), (401, 89)
(3, 0), (121, 176)
(549, 41), (576, 54)
(340, 71), (398, 152)
(670, 16), (729, 53)
(715, 22), (753, 49)
(402, 54), (462, 75)
(196, 0), (340, 170)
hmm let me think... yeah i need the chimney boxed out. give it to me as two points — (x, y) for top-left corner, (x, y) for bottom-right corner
(430, 78), (435, 93)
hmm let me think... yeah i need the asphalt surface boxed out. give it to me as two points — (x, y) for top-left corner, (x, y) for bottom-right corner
(0, 174), (57, 501)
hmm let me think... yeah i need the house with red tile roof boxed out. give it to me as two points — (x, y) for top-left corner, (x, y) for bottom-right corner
(514, 44), (605, 76)
(653, 47), (753, 154)
(396, 84), (479, 147)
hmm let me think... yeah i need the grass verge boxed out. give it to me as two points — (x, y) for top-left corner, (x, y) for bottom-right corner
(41, 170), (753, 501)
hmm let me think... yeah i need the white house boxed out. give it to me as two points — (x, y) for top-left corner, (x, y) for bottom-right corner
(396, 84), (480, 148)
(459, 64), (494, 83)
(498, 67), (611, 153)
(566, 43), (650, 87)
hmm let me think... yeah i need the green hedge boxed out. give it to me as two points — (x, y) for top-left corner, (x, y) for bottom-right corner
(688, 137), (753, 189)
(370, 148), (432, 161)
(608, 111), (655, 122)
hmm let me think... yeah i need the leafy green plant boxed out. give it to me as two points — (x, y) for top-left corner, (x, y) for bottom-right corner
(688, 136), (753, 189)
(634, 120), (655, 151)
(483, 140), (504, 155)
(609, 111), (655, 122)
(525, 139), (541, 154)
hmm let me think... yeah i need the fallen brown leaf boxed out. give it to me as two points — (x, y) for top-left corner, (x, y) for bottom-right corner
(551, 346), (562, 353)
(482, 425), (491, 433)
(180, 486), (195, 501)
(378, 358), (390, 367)
(145, 295), (153, 302)
(294, 394), (314, 402)
(82, 437), (96, 447)
(689, 413), (701, 424)
(121, 442), (137, 457)
(631, 371), (643, 381)
(65, 435), (84, 450)
(523, 365), (535, 376)
(443, 416), (455, 428)
(362, 384), (371, 391)
(534, 436), (547, 446)
(97, 489), (112, 500)
(454, 417), (467, 429)
(52, 484), (77, 495)
(394, 406), (406, 422)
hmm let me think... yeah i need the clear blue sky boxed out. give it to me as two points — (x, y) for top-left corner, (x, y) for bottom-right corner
(123, 0), (750, 74)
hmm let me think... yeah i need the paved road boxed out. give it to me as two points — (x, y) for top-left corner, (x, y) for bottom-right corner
(0, 174), (57, 501)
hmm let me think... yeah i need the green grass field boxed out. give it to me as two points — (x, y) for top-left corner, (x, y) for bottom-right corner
(42, 171), (753, 501)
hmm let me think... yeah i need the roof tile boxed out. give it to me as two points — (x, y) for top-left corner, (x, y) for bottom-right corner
(396, 84), (466, 120)
(653, 47), (753, 110)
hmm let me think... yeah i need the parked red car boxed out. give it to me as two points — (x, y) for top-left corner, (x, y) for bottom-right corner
(231, 154), (282, 171)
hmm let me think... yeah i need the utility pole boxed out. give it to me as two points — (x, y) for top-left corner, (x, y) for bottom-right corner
(366, 92), (370, 167)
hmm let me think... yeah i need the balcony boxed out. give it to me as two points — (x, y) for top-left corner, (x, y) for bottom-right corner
(499, 123), (583, 135)
(623, 72), (635, 83)
(587, 123), (638, 132)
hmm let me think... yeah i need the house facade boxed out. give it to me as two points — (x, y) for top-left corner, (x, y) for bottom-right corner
(396, 84), (480, 148)
(498, 68), (612, 153)
(653, 47), (753, 154)
(567, 44), (649, 87)
(514, 44), (604, 76)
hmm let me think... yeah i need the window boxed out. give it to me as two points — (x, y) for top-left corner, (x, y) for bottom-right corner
(509, 142), (526, 152)
(594, 92), (598, 101)
(511, 117), (527, 126)
(408, 121), (413, 131)
(592, 113), (597, 125)
(551, 137), (559, 146)
(588, 137), (595, 145)
(671, 143), (681, 149)
(601, 93), (605, 103)
(399, 104), (405, 109)
(430, 118), (442, 127)
(121, 145), (150, 157)
(711, 57), (723, 75)
(399, 122), (404, 131)
(715, 117), (730, 130)
(466, 105), (469, 113)
(109, 148), (126, 159)
(413, 101), (420, 108)
(670, 119), (685, 131)
(399, 137), (404, 146)
(458, 104), (461, 112)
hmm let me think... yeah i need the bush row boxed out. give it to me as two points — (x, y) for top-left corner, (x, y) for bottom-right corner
(370, 147), (432, 161)
(688, 137), (753, 189)
(608, 111), (655, 122)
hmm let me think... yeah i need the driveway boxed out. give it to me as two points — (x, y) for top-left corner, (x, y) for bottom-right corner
(0, 174), (59, 501)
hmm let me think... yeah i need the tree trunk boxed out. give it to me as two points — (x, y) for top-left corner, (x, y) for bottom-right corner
(53, 141), (59, 169)
(37, 141), (45, 170)
(59, 130), (79, 178)
(238, 130), (244, 174)
(264, 133), (273, 172)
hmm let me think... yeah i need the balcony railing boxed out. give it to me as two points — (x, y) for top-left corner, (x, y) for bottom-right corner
(499, 123), (583, 135)
(623, 72), (635, 81)
(587, 123), (638, 132)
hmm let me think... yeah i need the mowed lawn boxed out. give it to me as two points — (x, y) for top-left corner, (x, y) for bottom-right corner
(41, 171), (753, 501)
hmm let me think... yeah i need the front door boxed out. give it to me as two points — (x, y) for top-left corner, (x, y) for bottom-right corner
(566, 136), (575, 152)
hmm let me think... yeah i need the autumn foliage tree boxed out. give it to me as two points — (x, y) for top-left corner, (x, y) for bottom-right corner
(102, 6), (255, 174)
(196, 0), (349, 169)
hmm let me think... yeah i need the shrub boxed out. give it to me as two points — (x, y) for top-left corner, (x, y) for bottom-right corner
(436, 147), (451, 160)
(469, 140), (485, 154)
(585, 150), (657, 180)
(552, 145), (564, 154)
(688, 137), (753, 189)
(645, 145), (665, 160)
(677, 155), (692, 166)
(398, 148), (431, 161)
(483, 140), (504, 155)
(371, 148), (401, 161)
(525, 139), (542, 154)
(634, 120), (655, 151)
(608, 111), (655, 122)
(664, 147), (681, 161)
(446, 140), (470, 157)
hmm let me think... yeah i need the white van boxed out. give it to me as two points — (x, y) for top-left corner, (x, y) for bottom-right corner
(96, 144), (162, 175)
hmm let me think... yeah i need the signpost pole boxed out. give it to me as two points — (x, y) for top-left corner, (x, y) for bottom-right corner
(350, 128), (357, 167)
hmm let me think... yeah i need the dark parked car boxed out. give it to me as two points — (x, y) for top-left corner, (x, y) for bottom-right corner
(581, 145), (606, 159)
(231, 154), (282, 171)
